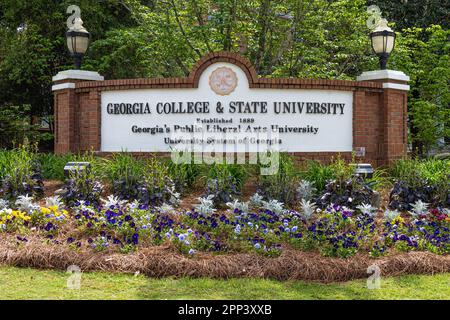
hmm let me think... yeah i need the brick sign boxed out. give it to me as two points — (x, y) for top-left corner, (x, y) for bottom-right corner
(52, 52), (410, 166)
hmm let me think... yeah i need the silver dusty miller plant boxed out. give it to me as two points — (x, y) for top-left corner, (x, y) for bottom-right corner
(356, 203), (378, 217)
(15, 195), (39, 213)
(384, 209), (401, 222)
(299, 199), (317, 220)
(226, 199), (249, 213)
(195, 195), (216, 216)
(249, 193), (264, 207)
(296, 180), (316, 202)
(156, 203), (175, 214)
(409, 200), (429, 218)
(101, 195), (128, 209)
(262, 199), (285, 215)
(45, 196), (65, 210)
(0, 199), (9, 210)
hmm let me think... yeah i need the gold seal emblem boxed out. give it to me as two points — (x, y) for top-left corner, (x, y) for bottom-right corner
(209, 67), (238, 95)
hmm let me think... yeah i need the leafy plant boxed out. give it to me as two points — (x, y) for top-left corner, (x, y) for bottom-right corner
(300, 161), (335, 193)
(226, 199), (249, 214)
(315, 175), (374, 210)
(204, 163), (247, 206)
(389, 159), (449, 209)
(137, 158), (178, 206)
(37, 153), (75, 181)
(257, 153), (299, 206)
(297, 180), (316, 202)
(99, 152), (146, 201)
(0, 144), (44, 200)
(168, 161), (201, 194)
(299, 199), (316, 220)
(194, 195), (216, 216)
(60, 168), (103, 208)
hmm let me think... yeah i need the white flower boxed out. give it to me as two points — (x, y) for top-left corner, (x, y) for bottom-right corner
(300, 199), (317, 220)
(15, 195), (39, 213)
(384, 209), (401, 221)
(409, 200), (429, 218)
(101, 195), (127, 208)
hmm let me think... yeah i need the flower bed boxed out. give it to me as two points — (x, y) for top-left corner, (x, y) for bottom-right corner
(1, 147), (449, 281)
(0, 194), (448, 259)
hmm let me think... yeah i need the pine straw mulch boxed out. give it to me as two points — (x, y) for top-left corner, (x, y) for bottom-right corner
(0, 235), (449, 283)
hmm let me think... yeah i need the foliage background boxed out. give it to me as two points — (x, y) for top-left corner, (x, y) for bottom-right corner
(0, 0), (448, 155)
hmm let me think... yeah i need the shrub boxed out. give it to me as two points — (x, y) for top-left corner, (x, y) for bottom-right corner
(168, 161), (201, 194)
(60, 168), (103, 208)
(257, 153), (299, 206)
(0, 145), (44, 200)
(99, 153), (146, 201)
(0, 105), (51, 149)
(315, 175), (374, 209)
(204, 163), (247, 206)
(389, 159), (450, 209)
(136, 158), (178, 206)
(300, 161), (335, 193)
(37, 153), (75, 181)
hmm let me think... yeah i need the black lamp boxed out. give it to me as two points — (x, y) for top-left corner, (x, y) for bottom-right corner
(370, 18), (396, 70)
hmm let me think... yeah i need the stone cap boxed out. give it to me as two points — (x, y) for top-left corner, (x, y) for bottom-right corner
(52, 70), (104, 91)
(357, 70), (410, 91)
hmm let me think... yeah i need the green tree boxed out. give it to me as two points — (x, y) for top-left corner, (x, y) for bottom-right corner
(367, 0), (450, 30)
(390, 25), (450, 155)
(0, 0), (135, 126)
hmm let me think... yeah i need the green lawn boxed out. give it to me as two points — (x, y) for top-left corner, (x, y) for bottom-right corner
(0, 267), (449, 300)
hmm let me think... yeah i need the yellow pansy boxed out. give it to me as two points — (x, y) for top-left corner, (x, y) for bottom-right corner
(392, 216), (405, 225)
(41, 207), (51, 214)
(49, 205), (58, 212)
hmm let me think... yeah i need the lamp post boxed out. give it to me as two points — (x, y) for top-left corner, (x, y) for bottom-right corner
(370, 18), (396, 70)
(66, 17), (90, 70)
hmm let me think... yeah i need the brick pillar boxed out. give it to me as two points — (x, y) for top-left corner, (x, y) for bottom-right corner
(52, 70), (104, 154)
(357, 70), (410, 165)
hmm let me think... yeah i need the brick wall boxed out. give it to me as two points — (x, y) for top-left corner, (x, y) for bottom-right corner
(53, 51), (408, 167)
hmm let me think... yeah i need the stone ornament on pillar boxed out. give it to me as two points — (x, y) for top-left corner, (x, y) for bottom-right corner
(66, 5), (90, 70)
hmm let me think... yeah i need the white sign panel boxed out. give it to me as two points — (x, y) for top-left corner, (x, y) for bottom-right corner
(101, 62), (353, 153)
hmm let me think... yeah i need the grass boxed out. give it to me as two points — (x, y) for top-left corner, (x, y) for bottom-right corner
(0, 267), (449, 300)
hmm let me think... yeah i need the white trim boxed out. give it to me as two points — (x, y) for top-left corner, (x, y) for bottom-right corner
(357, 70), (410, 82)
(52, 70), (104, 82)
(52, 83), (76, 91)
(382, 82), (410, 91)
